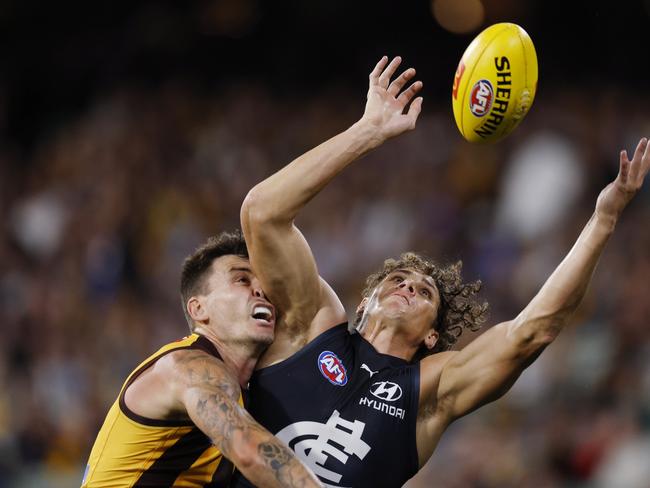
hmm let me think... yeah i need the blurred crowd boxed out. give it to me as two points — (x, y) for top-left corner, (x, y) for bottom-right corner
(0, 80), (649, 488)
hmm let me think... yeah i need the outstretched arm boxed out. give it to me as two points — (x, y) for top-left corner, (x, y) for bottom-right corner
(434, 138), (650, 422)
(171, 350), (322, 488)
(241, 56), (424, 345)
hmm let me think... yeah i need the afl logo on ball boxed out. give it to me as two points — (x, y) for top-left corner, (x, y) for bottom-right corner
(469, 79), (494, 117)
(317, 351), (348, 386)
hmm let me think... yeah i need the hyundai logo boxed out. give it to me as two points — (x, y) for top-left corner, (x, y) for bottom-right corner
(370, 381), (402, 402)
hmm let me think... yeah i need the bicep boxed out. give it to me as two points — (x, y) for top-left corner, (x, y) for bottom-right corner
(166, 351), (323, 487)
(242, 203), (344, 332)
(245, 219), (319, 311)
(437, 321), (546, 420)
(182, 381), (265, 460)
(169, 350), (256, 459)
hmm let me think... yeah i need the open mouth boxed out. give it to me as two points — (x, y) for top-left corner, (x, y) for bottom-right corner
(252, 305), (274, 325)
(391, 293), (409, 305)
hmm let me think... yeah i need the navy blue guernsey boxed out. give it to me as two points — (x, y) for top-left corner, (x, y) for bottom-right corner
(231, 323), (420, 488)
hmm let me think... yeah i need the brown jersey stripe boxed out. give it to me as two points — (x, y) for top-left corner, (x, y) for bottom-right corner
(119, 335), (224, 427)
(119, 392), (194, 427)
(192, 335), (223, 358)
(132, 427), (214, 487)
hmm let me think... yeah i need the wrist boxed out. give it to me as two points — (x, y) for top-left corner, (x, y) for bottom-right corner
(593, 209), (618, 234)
(350, 119), (386, 150)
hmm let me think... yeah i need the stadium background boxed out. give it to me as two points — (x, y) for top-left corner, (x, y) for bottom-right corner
(1, 0), (649, 486)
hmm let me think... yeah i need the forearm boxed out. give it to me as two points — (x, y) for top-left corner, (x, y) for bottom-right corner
(514, 211), (616, 343)
(242, 56), (423, 225)
(438, 139), (649, 420)
(189, 388), (321, 487)
(243, 120), (380, 223)
(441, 212), (615, 419)
(237, 430), (322, 488)
(177, 352), (322, 488)
(513, 137), (650, 347)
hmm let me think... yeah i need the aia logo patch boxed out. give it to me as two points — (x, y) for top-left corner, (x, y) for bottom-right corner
(317, 351), (348, 386)
(469, 79), (493, 117)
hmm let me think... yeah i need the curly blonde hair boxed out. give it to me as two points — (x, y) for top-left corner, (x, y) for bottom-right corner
(355, 252), (488, 357)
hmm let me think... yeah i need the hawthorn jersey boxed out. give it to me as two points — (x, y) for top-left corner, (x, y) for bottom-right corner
(82, 334), (239, 488)
(231, 323), (420, 488)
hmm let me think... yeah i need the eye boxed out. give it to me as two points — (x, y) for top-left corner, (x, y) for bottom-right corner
(236, 275), (251, 285)
(420, 288), (431, 298)
(392, 275), (404, 283)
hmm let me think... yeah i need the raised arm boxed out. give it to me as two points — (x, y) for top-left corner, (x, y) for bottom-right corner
(170, 350), (322, 488)
(433, 138), (650, 423)
(241, 56), (424, 347)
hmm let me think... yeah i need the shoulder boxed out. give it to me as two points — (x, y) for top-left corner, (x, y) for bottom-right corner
(261, 277), (347, 365)
(159, 348), (240, 401)
(289, 276), (346, 338)
(420, 350), (457, 374)
(306, 277), (347, 339)
(123, 346), (235, 421)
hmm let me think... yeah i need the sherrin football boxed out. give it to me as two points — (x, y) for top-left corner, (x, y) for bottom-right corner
(452, 23), (538, 143)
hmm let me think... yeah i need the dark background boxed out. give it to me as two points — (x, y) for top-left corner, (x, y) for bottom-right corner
(1, 1), (650, 487)
(2, 0), (649, 151)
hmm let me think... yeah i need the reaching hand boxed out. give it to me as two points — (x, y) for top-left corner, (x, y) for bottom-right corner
(361, 56), (423, 143)
(596, 137), (650, 222)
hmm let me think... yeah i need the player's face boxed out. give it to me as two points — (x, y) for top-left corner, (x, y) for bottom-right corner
(364, 268), (440, 347)
(200, 255), (275, 347)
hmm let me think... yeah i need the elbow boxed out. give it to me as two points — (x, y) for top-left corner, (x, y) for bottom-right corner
(228, 433), (294, 484)
(240, 187), (287, 231)
(530, 327), (558, 349)
(227, 436), (261, 473)
(240, 189), (268, 235)
(509, 316), (562, 358)
(240, 188), (264, 226)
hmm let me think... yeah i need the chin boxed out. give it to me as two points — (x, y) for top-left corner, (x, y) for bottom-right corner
(251, 332), (274, 348)
(377, 310), (411, 330)
(380, 303), (409, 319)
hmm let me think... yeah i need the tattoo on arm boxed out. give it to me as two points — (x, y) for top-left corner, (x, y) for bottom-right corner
(258, 442), (317, 487)
(175, 350), (319, 487)
(176, 351), (251, 454)
(259, 442), (292, 471)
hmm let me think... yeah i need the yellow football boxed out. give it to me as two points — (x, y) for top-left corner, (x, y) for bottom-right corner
(451, 23), (538, 143)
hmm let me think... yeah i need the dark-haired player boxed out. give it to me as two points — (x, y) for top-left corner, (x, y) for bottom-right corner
(82, 231), (321, 487)
(233, 56), (650, 487)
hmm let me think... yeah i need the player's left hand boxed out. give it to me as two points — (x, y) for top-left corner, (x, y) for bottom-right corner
(596, 137), (650, 222)
(360, 56), (423, 142)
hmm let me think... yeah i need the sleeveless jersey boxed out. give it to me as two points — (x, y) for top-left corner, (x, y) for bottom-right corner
(231, 323), (420, 488)
(82, 333), (240, 488)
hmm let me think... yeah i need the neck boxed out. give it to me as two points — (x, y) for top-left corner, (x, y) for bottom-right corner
(357, 315), (417, 361)
(193, 328), (263, 387)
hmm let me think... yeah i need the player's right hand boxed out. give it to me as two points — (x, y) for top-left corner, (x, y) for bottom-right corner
(360, 56), (423, 142)
(595, 137), (650, 224)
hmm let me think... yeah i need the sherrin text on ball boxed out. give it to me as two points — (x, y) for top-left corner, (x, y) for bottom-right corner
(452, 23), (538, 143)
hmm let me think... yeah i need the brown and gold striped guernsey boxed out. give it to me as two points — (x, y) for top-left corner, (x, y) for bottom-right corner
(82, 334), (239, 487)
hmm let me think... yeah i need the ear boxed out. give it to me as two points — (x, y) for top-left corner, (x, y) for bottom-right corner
(356, 297), (369, 316)
(187, 297), (208, 323)
(423, 328), (439, 351)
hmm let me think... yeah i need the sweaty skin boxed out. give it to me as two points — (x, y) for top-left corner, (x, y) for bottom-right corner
(241, 54), (650, 471)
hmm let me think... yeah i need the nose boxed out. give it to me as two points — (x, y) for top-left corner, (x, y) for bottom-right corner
(398, 280), (415, 295)
(251, 282), (265, 299)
